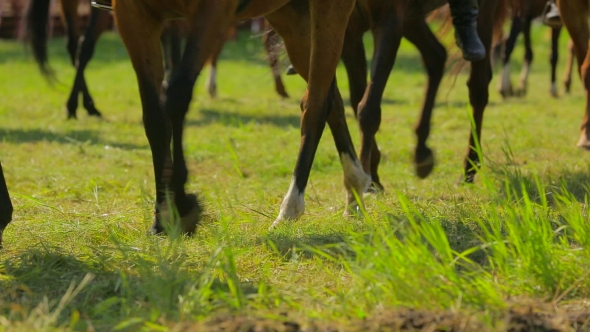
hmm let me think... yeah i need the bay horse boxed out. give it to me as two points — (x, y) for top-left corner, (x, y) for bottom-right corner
(497, 0), (565, 98)
(558, 0), (590, 148)
(28, 0), (368, 232)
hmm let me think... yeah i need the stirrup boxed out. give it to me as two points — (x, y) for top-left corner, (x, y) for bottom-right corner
(91, 0), (112, 11)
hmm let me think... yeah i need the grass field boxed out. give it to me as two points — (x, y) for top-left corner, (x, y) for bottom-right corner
(2, 22), (590, 331)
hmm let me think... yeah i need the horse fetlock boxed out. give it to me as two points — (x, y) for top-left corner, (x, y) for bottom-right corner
(577, 128), (590, 150)
(154, 193), (202, 235)
(341, 153), (370, 216)
(271, 180), (305, 229)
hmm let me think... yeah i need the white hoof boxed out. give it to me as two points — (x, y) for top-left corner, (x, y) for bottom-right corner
(341, 153), (371, 217)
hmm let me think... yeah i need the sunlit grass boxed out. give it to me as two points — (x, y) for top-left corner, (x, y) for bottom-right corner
(1, 22), (590, 330)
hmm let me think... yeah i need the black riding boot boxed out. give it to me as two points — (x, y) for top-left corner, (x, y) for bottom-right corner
(448, 0), (486, 61)
(91, 0), (112, 10)
(542, 0), (562, 28)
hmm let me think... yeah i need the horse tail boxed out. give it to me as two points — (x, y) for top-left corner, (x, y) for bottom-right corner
(25, 0), (54, 79)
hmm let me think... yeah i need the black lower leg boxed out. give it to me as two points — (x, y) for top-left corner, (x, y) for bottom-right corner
(67, 8), (103, 118)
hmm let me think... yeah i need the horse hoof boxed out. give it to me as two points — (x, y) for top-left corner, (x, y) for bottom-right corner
(414, 148), (435, 179)
(366, 182), (384, 194)
(577, 138), (590, 150)
(456, 173), (475, 186)
(153, 193), (203, 236)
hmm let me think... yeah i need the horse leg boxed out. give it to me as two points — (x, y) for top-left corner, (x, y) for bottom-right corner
(564, 39), (575, 94)
(162, 4), (236, 233)
(558, 0), (590, 148)
(404, 18), (447, 179)
(263, 19), (289, 99)
(67, 8), (110, 119)
(356, 4), (404, 192)
(516, 15), (533, 96)
(205, 30), (227, 99)
(267, 0), (363, 226)
(549, 26), (562, 97)
(161, 20), (184, 93)
(114, 5), (175, 233)
(0, 162), (12, 249)
(462, 0), (497, 183)
(498, 15), (521, 98)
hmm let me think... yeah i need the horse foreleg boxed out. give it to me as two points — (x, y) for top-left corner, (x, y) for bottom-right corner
(114, 4), (177, 234)
(404, 18), (447, 179)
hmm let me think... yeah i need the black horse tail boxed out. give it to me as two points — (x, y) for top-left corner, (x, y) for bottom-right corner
(25, 0), (54, 79)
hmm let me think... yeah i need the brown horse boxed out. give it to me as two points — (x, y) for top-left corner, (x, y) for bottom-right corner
(563, 39), (576, 93)
(341, 0), (508, 188)
(558, 0), (590, 148)
(497, 0), (564, 98)
(28, 0), (366, 232)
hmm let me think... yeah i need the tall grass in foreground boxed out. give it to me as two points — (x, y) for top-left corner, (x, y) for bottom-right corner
(3, 165), (590, 330)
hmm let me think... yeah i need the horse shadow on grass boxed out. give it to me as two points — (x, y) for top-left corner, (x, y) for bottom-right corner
(0, 128), (147, 150)
(186, 108), (300, 128)
(258, 218), (487, 267)
(0, 246), (259, 328)
(490, 164), (590, 206)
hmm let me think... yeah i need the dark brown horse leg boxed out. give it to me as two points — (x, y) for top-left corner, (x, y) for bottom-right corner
(263, 19), (289, 98)
(404, 18), (447, 179)
(66, 8), (109, 119)
(164, 4), (237, 233)
(0, 162), (12, 249)
(498, 16), (521, 98)
(564, 39), (575, 93)
(114, 4), (175, 233)
(516, 15), (533, 96)
(462, 0), (497, 183)
(356, 5), (403, 192)
(267, 0), (361, 226)
(549, 26), (562, 97)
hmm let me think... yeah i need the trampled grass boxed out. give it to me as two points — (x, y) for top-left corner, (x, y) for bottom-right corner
(1, 22), (590, 330)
